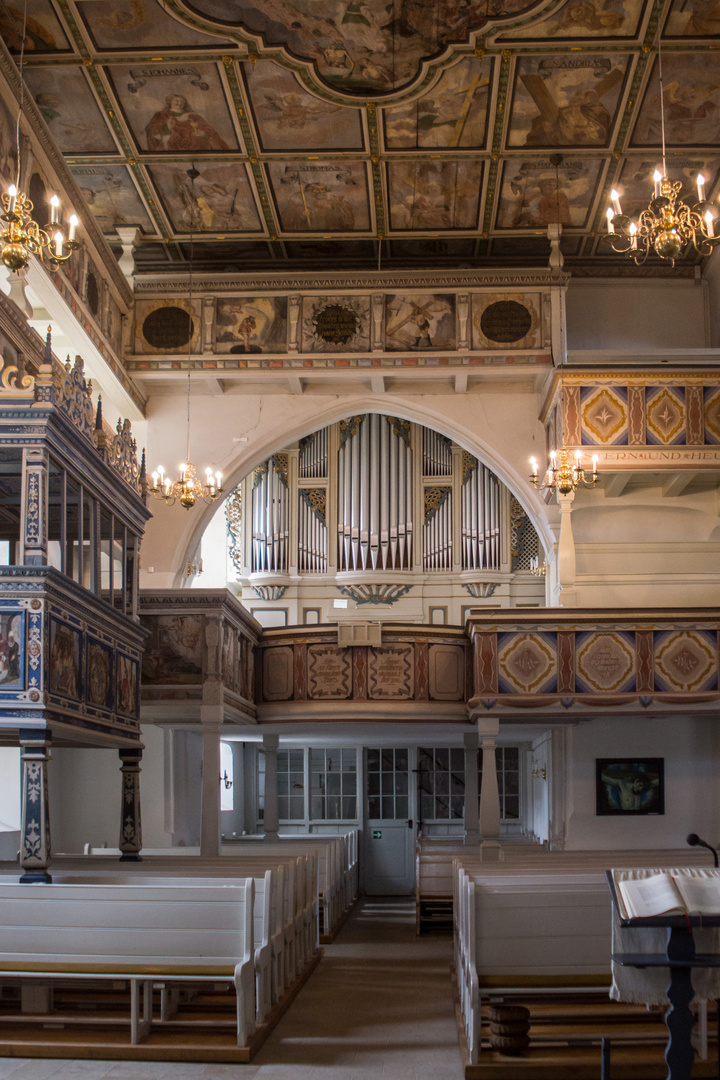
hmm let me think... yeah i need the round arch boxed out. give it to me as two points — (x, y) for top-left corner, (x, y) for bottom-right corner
(173, 394), (556, 587)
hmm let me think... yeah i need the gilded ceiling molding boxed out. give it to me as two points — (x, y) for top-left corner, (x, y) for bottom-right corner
(133, 269), (570, 295)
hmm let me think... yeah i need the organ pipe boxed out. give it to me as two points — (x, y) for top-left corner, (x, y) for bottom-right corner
(422, 428), (453, 477)
(423, 488), (452, 571)
(337, 415), (413, 571)
(461, 457), (500, 570)
(251, 457), (289, 572)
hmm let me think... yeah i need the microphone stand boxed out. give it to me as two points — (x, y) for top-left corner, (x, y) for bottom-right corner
(687, 834), (720, 1078)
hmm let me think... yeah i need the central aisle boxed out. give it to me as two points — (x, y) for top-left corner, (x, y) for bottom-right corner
(251, 895), (466, 1079)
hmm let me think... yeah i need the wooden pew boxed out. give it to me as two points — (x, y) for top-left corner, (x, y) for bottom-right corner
(0, 878), (255, 1046)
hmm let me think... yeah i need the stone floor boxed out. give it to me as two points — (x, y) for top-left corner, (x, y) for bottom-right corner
(0, 898), (465, 1080)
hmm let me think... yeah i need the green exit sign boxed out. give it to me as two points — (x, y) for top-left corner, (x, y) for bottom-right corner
(372, 830), (382, 840)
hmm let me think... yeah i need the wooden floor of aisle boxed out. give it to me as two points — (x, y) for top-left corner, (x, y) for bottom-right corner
(0, 896), (717, 1079)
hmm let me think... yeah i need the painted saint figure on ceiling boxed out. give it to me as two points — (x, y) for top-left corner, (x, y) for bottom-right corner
(145, 93), (229, 151)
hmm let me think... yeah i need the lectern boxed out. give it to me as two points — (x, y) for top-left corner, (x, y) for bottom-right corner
(606, 870), (720, 1080)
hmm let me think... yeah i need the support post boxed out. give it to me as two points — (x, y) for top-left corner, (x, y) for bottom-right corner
(463, 731), (479, 846)
(200, 721), (222, 856)
(262, 733), (279, 840)
(19, 447), (49, 566)
(556, 489), (577, 607)
(19, 731), (52, 882)
(119, 747), (143, 860)
(478, 718), (501, 861)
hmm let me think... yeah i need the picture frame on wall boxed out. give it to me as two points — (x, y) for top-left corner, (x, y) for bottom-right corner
(596, 757), (665, 816)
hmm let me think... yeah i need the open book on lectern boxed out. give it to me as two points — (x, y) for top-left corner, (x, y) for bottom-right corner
(613, 869), (720, 921)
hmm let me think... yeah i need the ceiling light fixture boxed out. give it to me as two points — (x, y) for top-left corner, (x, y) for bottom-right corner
(604, 40), (717, 265)
(148, 170), (223, 510)
(0, 4), (78, 272)
(530, 446), (599, 496)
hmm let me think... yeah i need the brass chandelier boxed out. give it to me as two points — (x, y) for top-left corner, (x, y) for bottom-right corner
(604, 42), (717, 266)
(148, 185), (223, 511)
(530, 446), (599, 496)
(1, 7), (79, 273)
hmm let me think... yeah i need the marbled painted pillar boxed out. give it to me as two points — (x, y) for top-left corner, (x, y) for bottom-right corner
(19, 732), (52, 882)
(478, 718), (501, 861)
(119, 748), (143, 861)
(463, 730), (479, 846)
(263, 733), (279, 840)
(20, 448), (49, 566)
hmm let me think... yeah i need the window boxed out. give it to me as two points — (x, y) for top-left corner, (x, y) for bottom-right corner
(310, 748), (357, 821)
(367, 748), (408, 820)
(479, 746), (521, 821)
(418, 747), (465, 822)
(277, 749), (305, 820)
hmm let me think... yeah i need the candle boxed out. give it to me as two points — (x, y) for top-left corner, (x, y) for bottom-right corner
(53, 231), (63, 257)
(550, 450), (557, 472)
(151, 471), (158, 485)
(606, 207), (615, 234)
(611, 189), (622, 215)
(705, 210), (715, 239)
(7, 184), (17, 214)
(697, 173), (706, 202)
(592, 454), (598, 477)
(68, 213), (78, 242)
(49, 195), (60, 225)
(653, 170), (662, 198)
(530, 456), (538, 479)
(629, 221), (637, 249)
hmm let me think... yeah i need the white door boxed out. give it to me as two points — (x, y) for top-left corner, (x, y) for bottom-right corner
(363, 747), (416, 895)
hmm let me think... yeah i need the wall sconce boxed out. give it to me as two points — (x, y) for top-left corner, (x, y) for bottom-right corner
(220, 770), (233, 790)
(532, 761), (547, 781)
(530, 557), (546, 577)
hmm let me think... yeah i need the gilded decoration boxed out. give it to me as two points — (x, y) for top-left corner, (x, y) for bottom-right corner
(498, 632), (556, 694)
(646, 387), (686, 445)
(576, 632), (635, 693)
(424, 486), (451, 524)
(57, 355), (95, 442)
(299, 488), (326, 524)
(654, 630), (717, 692)
(580, 386), (628, 445)
(106, 418), (142, 495)
(225, 487), (243, 573)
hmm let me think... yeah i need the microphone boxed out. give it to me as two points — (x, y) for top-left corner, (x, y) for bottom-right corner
(687, 833), (719, 868)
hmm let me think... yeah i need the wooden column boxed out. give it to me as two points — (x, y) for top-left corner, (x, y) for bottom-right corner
(19, 731), (52, 882)
(556, 489), (577, 607)
(20, 447), (49, 566)
(478, 718), (501, 862)
(463, 731), (479, 846)
(262, 733), (279, 840)
(119, 748), (143, 860)
(200, 720), (222, 856)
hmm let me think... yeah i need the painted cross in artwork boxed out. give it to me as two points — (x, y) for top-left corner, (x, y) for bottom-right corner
(268, 162), (371, 232)
(385, 294), (455, 351)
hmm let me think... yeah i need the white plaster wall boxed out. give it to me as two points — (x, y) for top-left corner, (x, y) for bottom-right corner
(48, 724), (172, 852)
(0, 747), (20, 829)
(566, 278), (708, 351)
(565, 715), (720, 850)
(705, 248), (720, 348)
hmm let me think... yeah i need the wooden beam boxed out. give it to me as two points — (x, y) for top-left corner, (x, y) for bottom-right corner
(454, 371), (468, 394)
(371, 374), (385, 394)
(287, 375), (303, 395)
(603, 473), (630, 498)
(662, 471), (696, 498)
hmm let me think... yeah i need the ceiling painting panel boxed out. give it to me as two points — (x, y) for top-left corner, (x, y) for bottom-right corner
(506, 53), (632, 149)
(383, 56), (494, 150)
(1, 0), (72, 52)
(266, 162), (372, 233)
(148, 160), (263, 233)
(385, 294), (456, 352)
(69, 164), (156, 235)
(22, 66), (118, 154)
(630, 54), (720, 148)
(176, 0), (546, 95)
(242, 62), (365, 152)
(498, 0), (648, 41)
(664, 0), (720, 37)
(495, 157), (603, 229)
(106, 62), (240, 153)
(386, 160), (484, 231)
(74, 0), (235, 51)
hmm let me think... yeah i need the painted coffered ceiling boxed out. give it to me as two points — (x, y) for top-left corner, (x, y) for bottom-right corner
(1, 0), (718, 274)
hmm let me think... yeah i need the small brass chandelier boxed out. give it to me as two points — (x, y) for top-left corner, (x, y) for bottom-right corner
(530, 446), (599, 495)
(1, 11), (79, 273)
(148, 190), (223, 510)
(604, 41), (717, 266)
